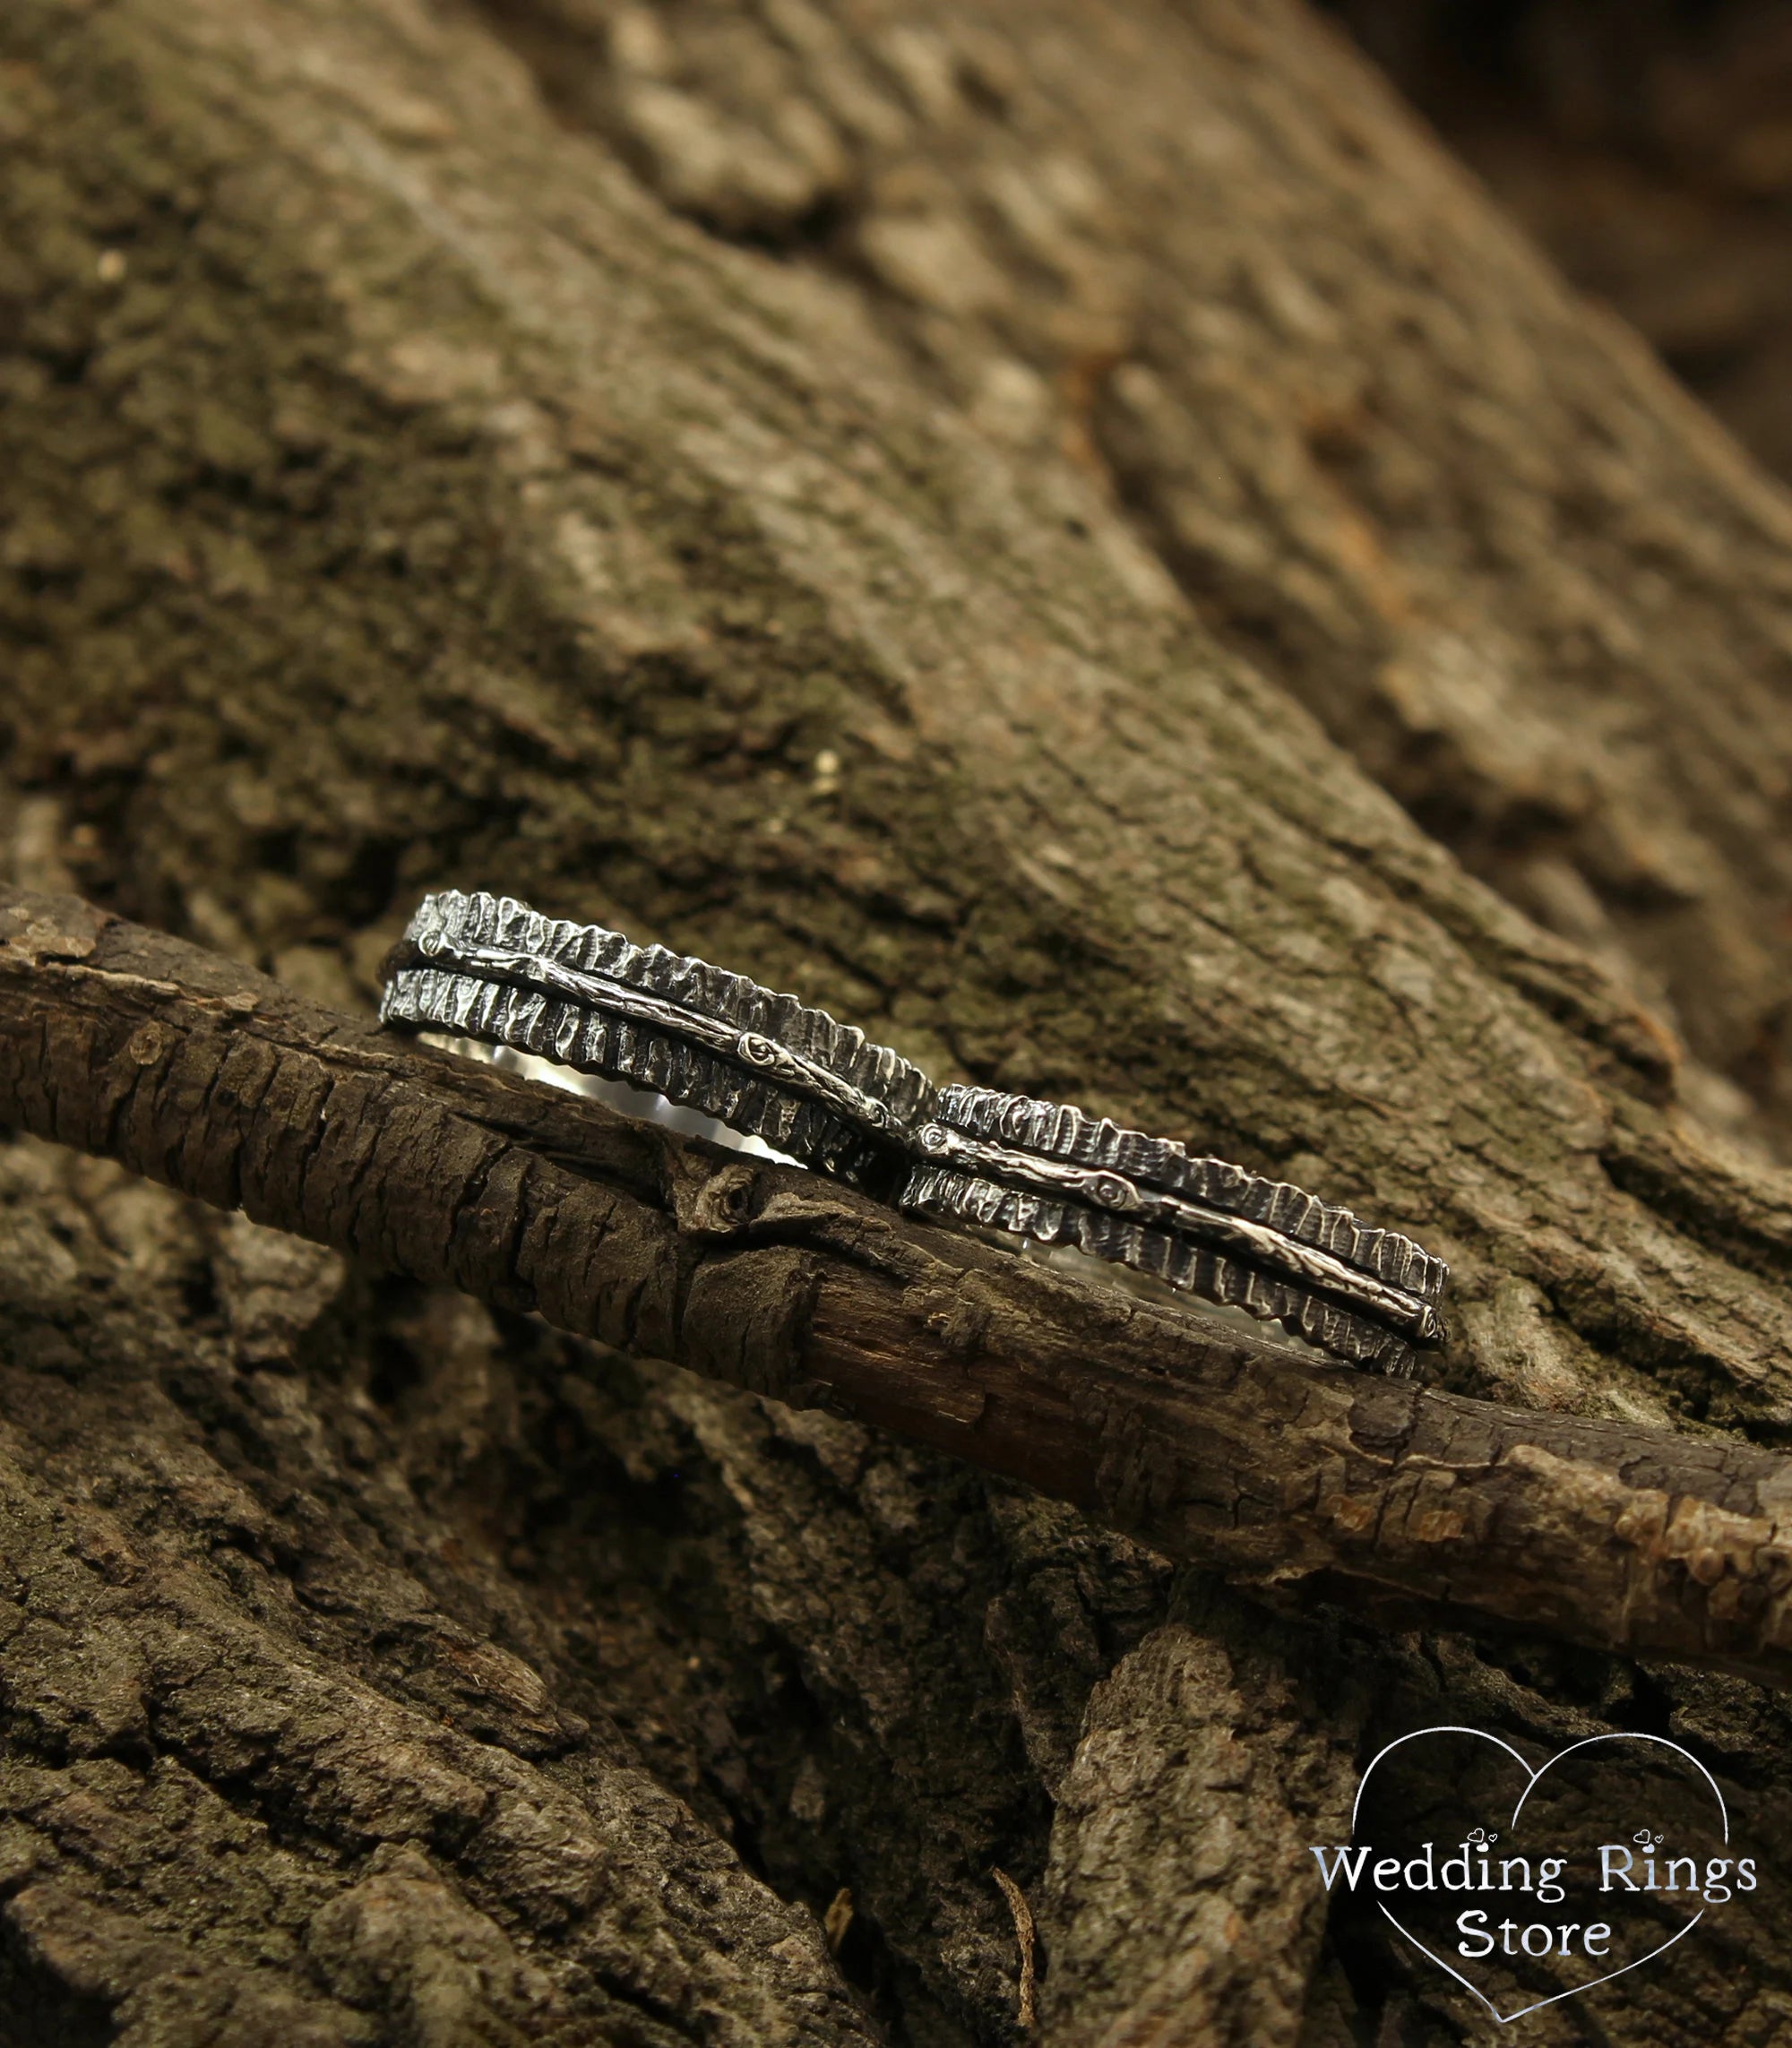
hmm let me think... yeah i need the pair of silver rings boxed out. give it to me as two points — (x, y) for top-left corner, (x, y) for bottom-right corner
(380, 891), (1448, 1375)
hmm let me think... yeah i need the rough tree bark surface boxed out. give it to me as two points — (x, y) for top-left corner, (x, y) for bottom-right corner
(3, 0), (1792, 2044)
(1328, 0), (1792, 490)
(24, 885), (1792, 1697)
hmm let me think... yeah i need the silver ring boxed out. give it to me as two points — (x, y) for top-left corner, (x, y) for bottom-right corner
(379, 893), (1449, 1373)
(900, 1084), (1447, 1376)
(379, 891), (933, 1191)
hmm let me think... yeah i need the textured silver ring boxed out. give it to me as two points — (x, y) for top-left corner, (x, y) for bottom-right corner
(380, 891), (1448, 1373)
(900, 1084), (1447, 1376)
(379, 891), (932, 1192)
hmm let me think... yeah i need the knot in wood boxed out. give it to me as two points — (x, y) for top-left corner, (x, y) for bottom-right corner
(922, 1280), (995, 1359)
(124, 1022), (172, 1067)
(682, 1160), (762, 1237)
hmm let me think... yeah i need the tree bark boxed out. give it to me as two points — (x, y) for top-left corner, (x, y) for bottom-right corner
(18, 882), (1792, 1698)
(4, 0), (1792, 2043)
(1325, 0), (1792, 491)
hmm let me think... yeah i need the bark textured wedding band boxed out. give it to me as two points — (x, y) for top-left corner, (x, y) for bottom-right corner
(901, 1084), (1447, 1377)
(380, 891), (1449, 1373)
(379, 890), (932, 1191)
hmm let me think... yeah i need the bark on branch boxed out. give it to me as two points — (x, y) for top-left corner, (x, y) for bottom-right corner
(10, 882), (1792, 1691)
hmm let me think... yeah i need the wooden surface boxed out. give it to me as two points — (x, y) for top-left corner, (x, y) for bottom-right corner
(10, 882), (1792, 1691)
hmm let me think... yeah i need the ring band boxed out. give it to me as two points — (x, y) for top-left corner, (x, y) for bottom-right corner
(379, 891), (932, 1191)
(901, 1084), (1446, 1376)
(380, 891), (1448, 1373)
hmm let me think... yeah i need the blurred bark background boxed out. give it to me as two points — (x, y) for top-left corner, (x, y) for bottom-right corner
(5, 0), (1792, 2043)
(1331, 0), (1792, 483)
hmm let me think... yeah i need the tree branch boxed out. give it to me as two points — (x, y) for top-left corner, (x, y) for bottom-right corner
(8, 882), (1792, 1690)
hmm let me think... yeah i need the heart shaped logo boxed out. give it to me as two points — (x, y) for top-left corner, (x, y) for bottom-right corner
(1314, 1725), (1745, 2025)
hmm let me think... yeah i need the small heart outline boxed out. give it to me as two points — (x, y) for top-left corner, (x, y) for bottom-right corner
(1350, 1725), (1728, 2026)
